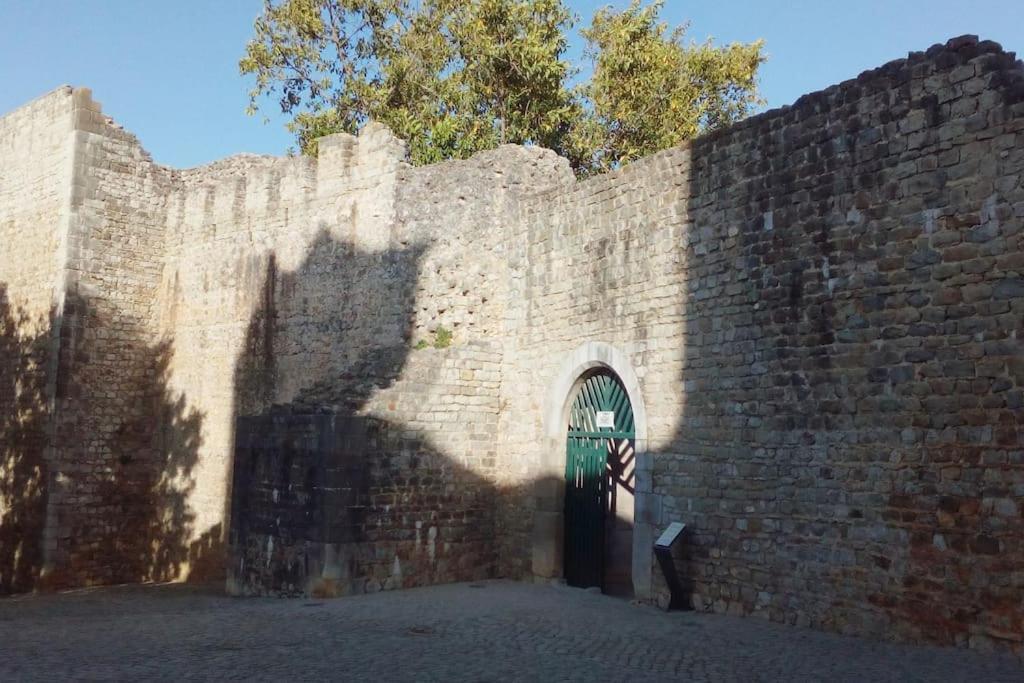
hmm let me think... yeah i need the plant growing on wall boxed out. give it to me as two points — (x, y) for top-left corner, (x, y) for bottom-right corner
(432, 325), (452, 349)
(413, 325), (453, 350)
(240, 0), (765, 175)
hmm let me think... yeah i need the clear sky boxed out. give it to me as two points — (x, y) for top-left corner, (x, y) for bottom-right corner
(2, 1), (1021, 169)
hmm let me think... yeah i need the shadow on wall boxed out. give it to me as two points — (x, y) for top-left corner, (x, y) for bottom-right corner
(84, 337), (214, 585)
(0, 281), (216, 594)
(0, 285), (50, 593)
(54, 289), (218, 588)
(228, 230), (501, 596)
(233, 231), (426, 418)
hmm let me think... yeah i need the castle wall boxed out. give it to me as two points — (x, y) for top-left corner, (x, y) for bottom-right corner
(156, 150), (319, 582)
(505, 36), (1024, 652)
(1, 33), (1021, 656)
(0, 87), (74, 592)
(495, 147), (692, 585)
(42, 89), (181, 586)
(668, 37), (1023, 652)
(154, 124), (567, 594)
(0, 88), (72, 320)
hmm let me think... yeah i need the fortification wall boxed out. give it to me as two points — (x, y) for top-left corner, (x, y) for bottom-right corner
(495, 147), (691, 585)
(156, 151), (319, 582)
(669, 36), (1023, 652)
(2, 32), (1021, 656)
(505, 36), (1024, 652)
(43, 89), (181, 587)
(0, 87), (74, 592)
(153, 122), (568, 594)
(0, 88), (71, 320)
(0, 81), (569, 595)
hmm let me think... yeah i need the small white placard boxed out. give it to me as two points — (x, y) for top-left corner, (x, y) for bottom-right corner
(595, 411), (615, 429)
(655, 522), (686, 548)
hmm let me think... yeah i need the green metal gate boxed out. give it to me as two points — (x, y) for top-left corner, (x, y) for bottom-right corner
(564, 370), (634, 590)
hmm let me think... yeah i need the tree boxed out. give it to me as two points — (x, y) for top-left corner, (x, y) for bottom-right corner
(240, 0), (765, 175)
(572, 0), (765, 173)
(240, 0), (579, 163)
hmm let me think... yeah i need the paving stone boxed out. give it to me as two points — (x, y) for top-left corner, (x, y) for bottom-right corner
(1, 582), (1022, 682)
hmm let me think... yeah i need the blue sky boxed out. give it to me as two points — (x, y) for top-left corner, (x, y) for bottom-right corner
(2, 1), (1021, 168)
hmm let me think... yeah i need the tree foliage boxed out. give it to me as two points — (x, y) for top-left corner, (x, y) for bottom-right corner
(241, 0), (765, 175)
(572, 1), (765, 173)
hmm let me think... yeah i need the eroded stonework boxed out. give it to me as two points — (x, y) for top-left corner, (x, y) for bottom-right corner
(1, 35), (1023, 654)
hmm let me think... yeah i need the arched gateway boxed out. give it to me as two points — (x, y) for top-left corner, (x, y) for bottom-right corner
(564, 370), (635, 596)
(537, 342), (650, 599)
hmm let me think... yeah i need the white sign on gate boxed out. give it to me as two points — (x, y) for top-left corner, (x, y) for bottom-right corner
(595, 411), (615, 429)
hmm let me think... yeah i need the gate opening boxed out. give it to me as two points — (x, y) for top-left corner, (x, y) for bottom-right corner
(563, 369), (635, 597)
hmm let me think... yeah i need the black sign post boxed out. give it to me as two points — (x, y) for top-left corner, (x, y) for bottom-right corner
(653, 522), (689, 611)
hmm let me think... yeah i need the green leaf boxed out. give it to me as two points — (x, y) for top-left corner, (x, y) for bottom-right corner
(239, 0), (765, 176)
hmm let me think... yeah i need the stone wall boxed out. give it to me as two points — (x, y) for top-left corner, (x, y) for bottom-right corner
(503, 36), (1024, 654)
(154, 125), (565, 595)
(496, 147), (691, 589)
(45, 90), (180, 587)
(0, 87), (73, 593)
(229, 344), (502, 597)
(669, 36), (1024, 651)
(0, 89), (562, 593)
(1, 34), (1021, 656)
(156, 151), (320, 584)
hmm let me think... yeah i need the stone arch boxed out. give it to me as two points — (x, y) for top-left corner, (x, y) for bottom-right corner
(532, 341), (653, 599)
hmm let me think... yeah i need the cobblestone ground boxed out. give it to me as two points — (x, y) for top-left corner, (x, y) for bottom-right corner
(0, 580), (1020, 681)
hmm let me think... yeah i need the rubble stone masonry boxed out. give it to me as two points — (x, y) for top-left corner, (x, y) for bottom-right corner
(1, 36), (1022, 654)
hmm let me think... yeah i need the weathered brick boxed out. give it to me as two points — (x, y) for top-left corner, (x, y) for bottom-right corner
(993, 277), (1024, 299)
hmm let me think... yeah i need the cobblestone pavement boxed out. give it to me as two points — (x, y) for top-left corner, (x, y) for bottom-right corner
(0, 580), (1020, 681)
